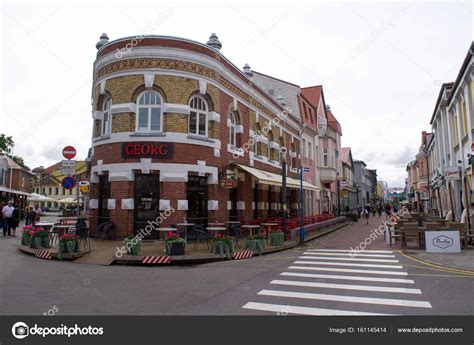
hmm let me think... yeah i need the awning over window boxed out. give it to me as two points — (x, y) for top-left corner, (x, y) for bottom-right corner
(235, 164), (319, 191)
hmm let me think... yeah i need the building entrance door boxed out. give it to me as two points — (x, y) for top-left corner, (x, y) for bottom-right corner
(187, 176), (208, 224)
(134, 173), (160, 238)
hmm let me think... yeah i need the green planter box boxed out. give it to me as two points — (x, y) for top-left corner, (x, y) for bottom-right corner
(245, 238), (265, 255)
(124, 237), (142, 255)
(212, 239), (234, 258)
(269, 232), (284, 247)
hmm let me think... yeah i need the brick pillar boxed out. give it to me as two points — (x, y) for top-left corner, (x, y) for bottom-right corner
(240, 175), (253, 221)
(208, 183), (228, 222)
(109, 181), (134, 238)
(160, 182), (186, 226)
(89, 182), (99, 236)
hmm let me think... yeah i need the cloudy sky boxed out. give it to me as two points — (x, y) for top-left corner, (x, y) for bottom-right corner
(1, 0), (472, 187)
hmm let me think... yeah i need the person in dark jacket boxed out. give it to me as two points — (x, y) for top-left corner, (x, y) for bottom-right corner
(27, 206), (36, 226)
(11, 204), (20, 237)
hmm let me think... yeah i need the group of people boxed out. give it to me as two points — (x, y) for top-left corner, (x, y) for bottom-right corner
(358, 204), (398, 224)
(0, 201), (42, 237)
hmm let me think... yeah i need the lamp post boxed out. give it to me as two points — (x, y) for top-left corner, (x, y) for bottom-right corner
(336, 172), (341, 216)
(280, 147), (287, 235)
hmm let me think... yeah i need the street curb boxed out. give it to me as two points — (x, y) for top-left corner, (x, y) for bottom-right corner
(398, 251), (474, 275)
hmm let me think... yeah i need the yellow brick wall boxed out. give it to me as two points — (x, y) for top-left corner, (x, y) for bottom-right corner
(154, 75), (199, 104)
(106, 75), (144, 103)
(112, 113), (135, 133)
(207, 84), (220, 111)
(164, 113), (188, 133)
(93, 119), (101, 138)
(209, 122), (219, 139)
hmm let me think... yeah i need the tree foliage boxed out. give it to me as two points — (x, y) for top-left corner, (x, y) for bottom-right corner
(0, 134), (30, 171)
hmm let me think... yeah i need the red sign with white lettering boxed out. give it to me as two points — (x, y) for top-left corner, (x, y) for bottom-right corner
(62, 146), (76, 160)
(122, 143), (173, 159)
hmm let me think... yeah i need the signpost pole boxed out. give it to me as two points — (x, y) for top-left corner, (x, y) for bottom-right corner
(76, 175), (80, 219)
(299, 167), (305, 245)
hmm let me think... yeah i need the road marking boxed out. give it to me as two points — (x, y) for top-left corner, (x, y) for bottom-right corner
(288, 266), (409, 276)
(303, 252), (396, 258)
(280, 272), (415, 284)
(258, 290), (432, 308)
(299, 256), (399, 263)
(242, 302), (395, 316)
(270, 279), (422, 294)
(307, 249), (393, 253)
(294, 261), (403, 269)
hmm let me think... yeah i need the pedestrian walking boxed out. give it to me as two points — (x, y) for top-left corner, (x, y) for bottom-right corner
(2, 200), (15, 236)
(363, 206), (370, 224)
(11, 203), (19, 237)
(377, 205), (382, 218)
(0, 201), (5, 235)
(27, 206), (36, 226)
(34, 204), (42, 223)
(372, 206), (377, 217)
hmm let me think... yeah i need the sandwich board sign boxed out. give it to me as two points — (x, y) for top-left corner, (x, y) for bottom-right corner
(425, 231), (461, 253)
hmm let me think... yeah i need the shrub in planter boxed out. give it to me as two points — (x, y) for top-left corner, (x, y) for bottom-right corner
(29, 228), (50, 249)
(58, 234), (79, 259)
(165, 232), (186, 256)
(212, 234), (234, 258)
(123, 236), (142, 255)
(21, 227), (34, 246)
(269, 231), (284, 247)
(245, 235), (265, 255)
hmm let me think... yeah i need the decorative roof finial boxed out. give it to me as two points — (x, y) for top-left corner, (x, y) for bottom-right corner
(243, 63), (253, 77)
(96, 33), (109, 50)
(206, 33), (222, 51)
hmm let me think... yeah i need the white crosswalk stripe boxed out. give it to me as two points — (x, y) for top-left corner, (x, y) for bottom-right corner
(280, 272), (415, 284)
(306, 249), (393, 253)
(242, 302), (395, 316)
(299, 255), (399, 263)
(242, 251), (432, 315)
(303, 252), (396, 258)
(294, 261), (403, 269)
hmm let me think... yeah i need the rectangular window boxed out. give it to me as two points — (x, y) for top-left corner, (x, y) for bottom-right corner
(461, 101), (468, 136)
(308, 143), (312, 162)
(302, 139), (306, 160)
(102, 113), (109, 135)
(55, 187), (59, 195)
(138, 108), (148, 131)
(150, 108), (161, 131)
(198, 113), (206, 135)
(323, 149), (328, 166)
(454, 115), (459, 143)
(48, 187), (52, 195)
(189, 112), (197, 134)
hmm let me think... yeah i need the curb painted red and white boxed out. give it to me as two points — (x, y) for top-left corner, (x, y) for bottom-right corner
(35, 250), (52, 260)
(142, 256), (171, 264)
(233, 250), (253, 260)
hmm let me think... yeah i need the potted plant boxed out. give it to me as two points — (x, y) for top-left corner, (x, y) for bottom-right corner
(212, 234), (234, 258)
(245, 235), (265, 255)
(29, 228), (50, 249)
(165, 232), (186, 256)
(58, 233), (79, 258)
(269, 231), (284, 247)
(21, 226), (33, 246)
(123, 236), (142, 255)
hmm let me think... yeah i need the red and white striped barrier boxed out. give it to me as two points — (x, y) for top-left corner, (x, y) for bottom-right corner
(35, 250), (52, 260)
(233, 250), (253, 260)
(142, 256), (171, 264)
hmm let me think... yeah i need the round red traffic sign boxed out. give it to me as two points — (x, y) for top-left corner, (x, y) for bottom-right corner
(62, 146), (76, 160)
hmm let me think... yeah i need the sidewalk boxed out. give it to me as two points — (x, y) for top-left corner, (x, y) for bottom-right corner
(308, 214), (474, 271)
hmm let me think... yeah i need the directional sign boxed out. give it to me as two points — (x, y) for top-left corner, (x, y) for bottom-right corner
(340, 181), (349, 188)
(80, 185), (89, 193)
(302, 167), (310, 172)
(61, 167), (76, 176)
(62, 146), (76, 160)
(78, 181), (90, 186)
(61, 160), (76, 167)
(62, 176), (76, 190)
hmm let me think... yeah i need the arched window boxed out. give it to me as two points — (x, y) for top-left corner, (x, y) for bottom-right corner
(252, 123), (260, 154)
(101, 98), (112, 135)
(137, 91), (162, 132)
(189, 96), (208, 136)
(229, 112), (237, 147)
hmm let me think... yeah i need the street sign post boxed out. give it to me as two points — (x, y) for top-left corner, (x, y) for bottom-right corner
(62, 146), (76, 160)
(61, 167), (76, 176)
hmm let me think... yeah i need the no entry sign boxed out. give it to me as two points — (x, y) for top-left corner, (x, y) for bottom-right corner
(62, 176), (76, 190)
(62, 146), (77, 160)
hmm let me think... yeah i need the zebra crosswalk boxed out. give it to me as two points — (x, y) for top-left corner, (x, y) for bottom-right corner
(242, 249), (433, 315)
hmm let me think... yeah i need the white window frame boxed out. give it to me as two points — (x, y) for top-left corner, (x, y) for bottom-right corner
(189, 96), (208, 137)
(136, 91), (163, 133)
(101, 98), (112, 136)
(229, 111), (237, 147)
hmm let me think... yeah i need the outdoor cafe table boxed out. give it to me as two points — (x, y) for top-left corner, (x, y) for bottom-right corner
(34, 222), (55, 230)
(241, 225), (260, 237)
(176, 223), (195, 241)
(261, 223), (278, 243)
(156, 227), (180, 241)
(206, 227), (227, 237)
(208, 222), (225, 227)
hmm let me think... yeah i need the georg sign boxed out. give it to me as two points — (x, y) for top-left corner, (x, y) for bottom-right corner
(122, 143), (173, 159)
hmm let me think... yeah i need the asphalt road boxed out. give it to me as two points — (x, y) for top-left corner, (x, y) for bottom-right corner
(1, 216), (473, 316)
